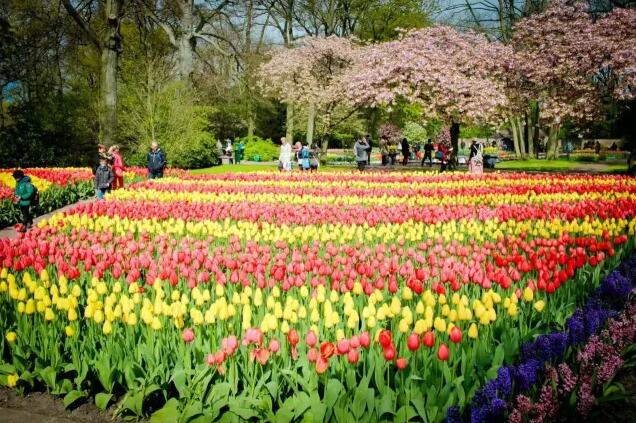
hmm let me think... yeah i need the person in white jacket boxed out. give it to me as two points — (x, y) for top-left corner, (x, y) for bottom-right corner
(279, 137), (292, 171)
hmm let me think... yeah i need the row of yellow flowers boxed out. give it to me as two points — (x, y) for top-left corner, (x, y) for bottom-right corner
(106, 187), (636, 207)
(43, 212), (636, 245)
(1, 267), (547, 356)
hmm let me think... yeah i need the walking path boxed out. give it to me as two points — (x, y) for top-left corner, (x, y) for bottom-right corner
(0, 199), (93, 240)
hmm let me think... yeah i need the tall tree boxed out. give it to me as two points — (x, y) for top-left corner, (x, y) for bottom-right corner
(139, 0), (239, 82)
(61, 0), (126, 146)
(259, 36), (360, 151)
(346, 26), (511, 155)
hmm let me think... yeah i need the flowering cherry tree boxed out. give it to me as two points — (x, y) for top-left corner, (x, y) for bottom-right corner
(345, 26), (512, 153)
(258, 36), (359, 151)
(510, 1), (636, 158)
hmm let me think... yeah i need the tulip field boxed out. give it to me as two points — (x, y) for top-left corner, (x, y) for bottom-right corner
(0, 171), (635, 422)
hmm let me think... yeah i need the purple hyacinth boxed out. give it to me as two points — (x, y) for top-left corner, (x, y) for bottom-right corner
(515, 359), (542, 391)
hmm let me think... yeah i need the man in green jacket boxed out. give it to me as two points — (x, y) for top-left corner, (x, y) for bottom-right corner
(12, 170), (35, 231)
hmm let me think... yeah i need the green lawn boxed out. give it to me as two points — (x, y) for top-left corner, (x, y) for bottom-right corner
(496, 159), (627, 173)
(190, 164), (279, 174)
(190, 160), (628, 175)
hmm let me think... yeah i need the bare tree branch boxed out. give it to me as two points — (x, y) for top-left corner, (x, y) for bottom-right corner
(60, 0), (101, 51)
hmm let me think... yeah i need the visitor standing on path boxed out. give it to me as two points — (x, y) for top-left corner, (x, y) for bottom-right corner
(95, 156), (114, 200)
(365, 135), (372, 166)
(92, 144), (108, 175)
(468, 140), (484, 174)
(422, 139), (434, 167)
(147, 141), (167, 179)
(401, 138), (410, 166)
(12, 170), (36, 232)
(108, 145), (125, 189)
(354, 137), (370, 171)
(438, 143), (451, 172)
(279, 137), (292, 171)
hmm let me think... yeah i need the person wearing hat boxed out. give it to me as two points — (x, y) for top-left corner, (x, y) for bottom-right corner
(12, 170), (36, 232)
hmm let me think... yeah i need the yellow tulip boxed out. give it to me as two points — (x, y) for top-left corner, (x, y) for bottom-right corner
(44, 308), (55, 321)
(6, 374), (18, 387)
(523, 287), (534, 302)
(468, 323), (478, 339)
(534, 300), (545, 313)
(65, 326), (75, 337)
(102, 321), (113, 335)
(5, 331), (17, 343)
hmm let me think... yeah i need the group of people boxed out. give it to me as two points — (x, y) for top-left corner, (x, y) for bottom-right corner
(278, 137), (320, 172)
(93, 141), (166, 199)
(218, 139), (245, 164)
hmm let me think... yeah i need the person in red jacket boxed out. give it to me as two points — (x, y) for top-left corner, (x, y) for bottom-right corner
(108, 145), (125, 190)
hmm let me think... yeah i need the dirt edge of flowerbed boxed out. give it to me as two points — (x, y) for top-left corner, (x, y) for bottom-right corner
(0, 387), (126, 422)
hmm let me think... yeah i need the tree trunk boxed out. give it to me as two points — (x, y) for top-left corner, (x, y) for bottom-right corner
(285, 102), (294, 144)
(510, 117), (522, 159)
(368, 107), (379, 141)
(545, 124), (560, 160)
(450, 121), (460, 157)
(526, 113), (535, 158)
(247, 114), (255, 139)
(100, 0), (122, 146)
(177, 3), (194, 81)
(306, 102), (316, 147)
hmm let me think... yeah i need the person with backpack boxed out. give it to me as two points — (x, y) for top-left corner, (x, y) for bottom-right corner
(95, 156), (115, 199)
(12, 170), (37, 232)
(298, 143), (311, 171)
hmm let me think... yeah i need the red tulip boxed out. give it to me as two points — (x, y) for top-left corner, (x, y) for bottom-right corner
(450, 327), (462, 343)
(437, 344), (449, 361)
(316, 356), (329, 374)
(287, 329), (299, 347)
(383, 345), (396, 361)
(396, 357), (408, 370)
(269, 338), (280, 353)
(306, 330), (317, 347)
(349, 335), (360, 349)
(347, 348), (359, 364)
(307, 348), (318, 362)
(336, 339), (350, 355)
(182, 328), (195, 343)
(407, 333), (420, 351)
(320, 341), (335, 359)
(378, 329), (392, 348)
(359, 331), (371, 348)
(423, 331), (435, 348)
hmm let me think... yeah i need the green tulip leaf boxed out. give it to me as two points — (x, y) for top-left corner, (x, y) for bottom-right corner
(150, 398), (181, 423)
(95, 392), (113, 411)
(63, 390), (85, 409)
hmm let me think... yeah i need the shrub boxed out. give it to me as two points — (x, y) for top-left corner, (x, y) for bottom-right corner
(237, 135), (279, 161)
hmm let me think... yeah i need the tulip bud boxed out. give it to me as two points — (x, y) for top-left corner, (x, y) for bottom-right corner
(450, 327), (462, 343)
(407, 333), (420, 351)
(182, 327), (195, 343)
(306, 330), (317, 347)
(359, 331), (371, 348)
(422, 331), (435, 348)
(347, 348), (359, 364)
(437, 343), (449, 361)
(396, 357), (408, 370)
(383, 345), (396, 361)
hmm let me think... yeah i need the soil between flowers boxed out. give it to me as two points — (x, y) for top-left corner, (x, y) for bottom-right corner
(0, 388), (124, 422)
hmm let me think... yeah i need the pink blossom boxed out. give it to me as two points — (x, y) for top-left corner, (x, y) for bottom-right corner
(182, 328), (195, 343)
